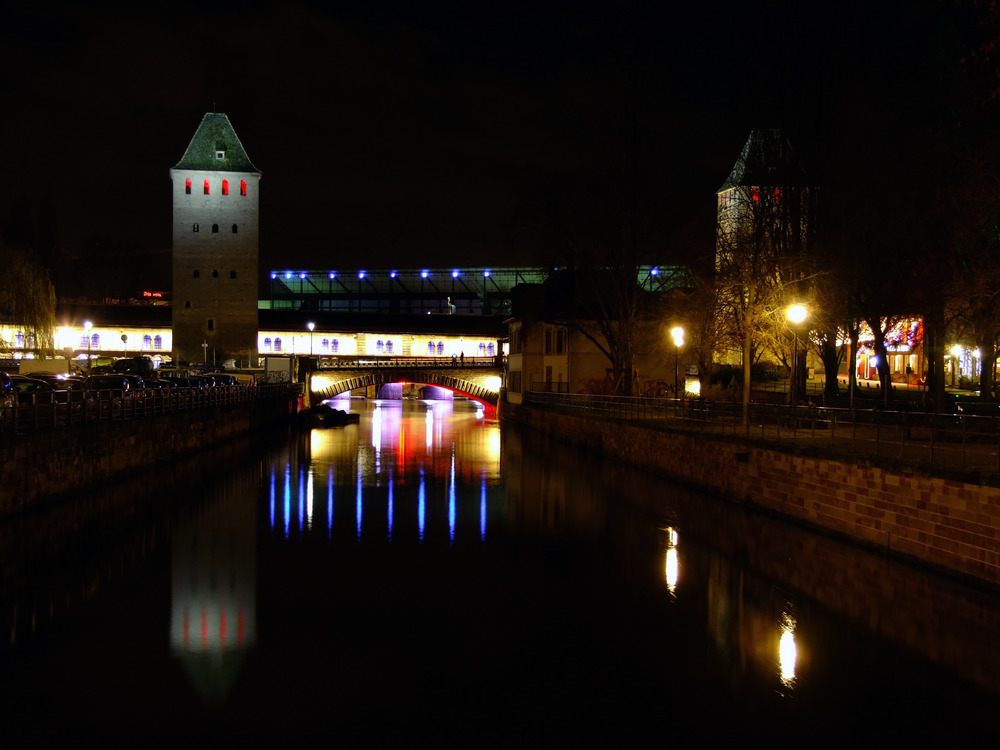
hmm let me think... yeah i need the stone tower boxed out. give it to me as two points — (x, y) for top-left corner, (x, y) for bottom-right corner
(171, 112), (261, 366)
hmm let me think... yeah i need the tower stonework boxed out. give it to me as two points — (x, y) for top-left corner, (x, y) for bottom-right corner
(171, 112), (261, 365)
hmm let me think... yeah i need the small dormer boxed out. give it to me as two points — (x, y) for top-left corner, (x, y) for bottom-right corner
(215, 143), (227, 162)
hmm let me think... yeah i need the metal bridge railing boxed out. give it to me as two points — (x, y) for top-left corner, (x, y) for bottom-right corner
(525, 391), (1000, 476)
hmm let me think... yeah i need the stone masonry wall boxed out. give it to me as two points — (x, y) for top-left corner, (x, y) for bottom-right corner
(0, 397), (294, 516)
(505, 403), (1000, 585)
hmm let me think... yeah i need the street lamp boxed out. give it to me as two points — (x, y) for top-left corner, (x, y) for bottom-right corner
(787, 305), (808, 405)
(84, 320), (92, 365)
(670, 326), (685, 398)
(307, 321), (315, 356)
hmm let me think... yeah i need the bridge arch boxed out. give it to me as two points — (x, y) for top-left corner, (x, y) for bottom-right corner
(309, 368), (500, 411)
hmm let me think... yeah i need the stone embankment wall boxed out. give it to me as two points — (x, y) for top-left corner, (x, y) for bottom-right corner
(0, 398), (294, 516)
(504, 402), (1000, 586)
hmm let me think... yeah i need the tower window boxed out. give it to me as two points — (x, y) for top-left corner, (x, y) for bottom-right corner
(193, 223), (199, 232)
(240, 180), (247, 196)
(264, 337), (272, 352)
(207, 319), (215, 332)
(386, 340), (393, 354)
(216, 149), (225, 161)
(321, 338), (329, 352)
(203, 179), (210, 195)
(185, 301), (191, 308)
(222, 179), (229, 195)
(230, 270), (237, 279)
(193, 270), (200, 279)
(185, 178), (192, 195)
(232, 224), (238, 234)
(274, 337), (282, 352)
(154, 335), (162, 350)
(143, 334), (152, 350)
(212, 224), (219, 233)
(331, 339), (339, 353)
(212, 270), (219, 278)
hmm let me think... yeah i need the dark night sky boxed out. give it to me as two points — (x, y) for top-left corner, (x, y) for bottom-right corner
(0, 0), (984, 286)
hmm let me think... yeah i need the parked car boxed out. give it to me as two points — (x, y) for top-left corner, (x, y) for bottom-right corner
(9, 375), (57, 405)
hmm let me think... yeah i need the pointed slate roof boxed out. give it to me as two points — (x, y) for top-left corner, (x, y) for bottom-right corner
(718, 128), (806, 192)
(173, 112), (260, 172)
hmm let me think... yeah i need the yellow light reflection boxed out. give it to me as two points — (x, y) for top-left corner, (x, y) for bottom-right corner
(662, 526), (679, 595)
(483, 376), (502, 392)
(779, 613), (797, 687)
(665, 548), (678, 593)
(486, 429), (501, 461)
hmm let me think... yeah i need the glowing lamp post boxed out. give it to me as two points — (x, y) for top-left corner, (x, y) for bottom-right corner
(787, 305), (808, 404)
(670, 326), (685, 398)
(307, 321), (315, 356)
(84, 320), (92, 365)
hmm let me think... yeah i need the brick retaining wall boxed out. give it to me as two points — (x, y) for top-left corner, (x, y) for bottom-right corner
(505, 402), (1000, 585)
(0, 397), (295, 516)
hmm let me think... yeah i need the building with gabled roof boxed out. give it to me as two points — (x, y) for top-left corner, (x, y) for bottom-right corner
(171, 113), (262, 364)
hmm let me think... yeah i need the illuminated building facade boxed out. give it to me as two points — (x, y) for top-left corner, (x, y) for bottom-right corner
(171, 113), (261, 365)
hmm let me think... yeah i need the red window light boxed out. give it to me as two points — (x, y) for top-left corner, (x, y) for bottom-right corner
(752, 188), (759, 201)
(185, 178), (191, 194)
(203, 179), (210, 195)
(222, 179), (229, 195)
(240, 180), (247, 196)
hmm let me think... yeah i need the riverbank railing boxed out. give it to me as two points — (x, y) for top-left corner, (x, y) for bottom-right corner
(525, 391), (1000, 476)
(0, 382), (302, 436)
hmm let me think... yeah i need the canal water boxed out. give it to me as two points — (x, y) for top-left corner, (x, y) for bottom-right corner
(1, 399), (998, 743)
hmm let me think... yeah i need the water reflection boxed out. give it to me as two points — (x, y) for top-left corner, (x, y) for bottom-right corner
(2, 406), (1000, 742)
(267, 400), (502, 545)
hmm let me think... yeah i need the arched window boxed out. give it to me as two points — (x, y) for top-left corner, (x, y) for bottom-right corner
(14, 331), (24, 348)
(487, 342), (495, 356)
(25, 332), (35, 349)
(91, 333), (100, 349)
(240, 180), (247, 196)
(143, 334), (152, 350)
(203, 179), (210, 195)
(376, 340), (384, 353)
(230, 270), (237, 279)
(436, 341), (444, 355)
(193, 223), (199, 232)
(331, 339), (339, 353)
(428, 341), (435, 355)
(263, 337), (272, 352)
(185, 178), (191, 195)
(193, 269), (200, 278)
(80, 335), (89, 349)
(232, 224), (238, 234)
(212, 224), (219, 233)
(212, 270), (219, 278)
(385, 341), (393, 354)
(222, 179), (229, 195)
(274, 337), (282, 352)
(478, 342), (486, 356)
(321, 338), (330, 352)
(154, 335), (162, 350)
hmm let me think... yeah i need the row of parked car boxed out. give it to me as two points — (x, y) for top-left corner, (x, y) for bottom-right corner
(0, 369), (243, 408)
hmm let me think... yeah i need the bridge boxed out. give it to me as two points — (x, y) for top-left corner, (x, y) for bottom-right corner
(307, 357), (504, 412)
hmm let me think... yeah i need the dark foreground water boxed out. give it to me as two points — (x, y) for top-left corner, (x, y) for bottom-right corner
(1, 399), (999, 744)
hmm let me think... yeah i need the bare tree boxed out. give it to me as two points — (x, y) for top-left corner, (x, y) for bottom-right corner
(715, 130), (814, 421)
